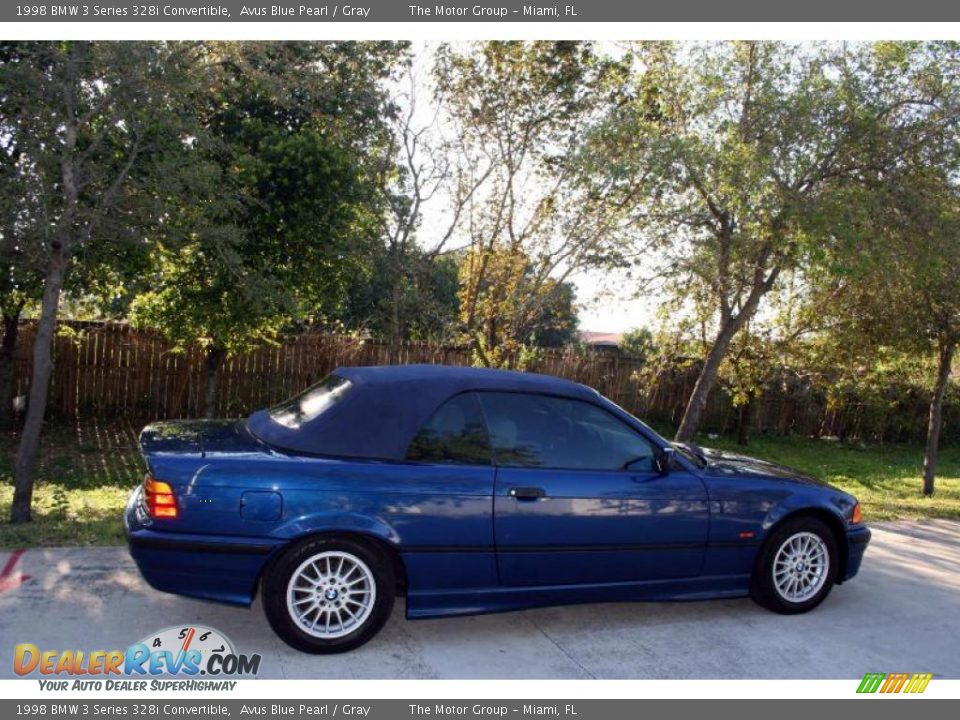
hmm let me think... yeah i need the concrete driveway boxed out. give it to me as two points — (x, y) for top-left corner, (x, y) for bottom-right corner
(1, 520), (958, 679)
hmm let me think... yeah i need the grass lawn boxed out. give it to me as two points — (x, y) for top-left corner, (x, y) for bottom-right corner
(0, 420), (957, 549)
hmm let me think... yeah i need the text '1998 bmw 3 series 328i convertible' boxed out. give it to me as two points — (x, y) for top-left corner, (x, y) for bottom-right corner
(125, 364), (871, 653)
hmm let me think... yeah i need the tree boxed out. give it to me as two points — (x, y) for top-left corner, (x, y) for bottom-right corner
(435, 41), (637, 364)
(620, 327), (657, 363)
(1, 44), (55, 429)
(710, 271), (841, 445)
(598, 41), (960, 442)
(457, 244), (578, 366)
(528, 279), (578, 348)
(800, 42), (960, 494)
(129, 42), (407, 417)
(0, 133), (43, 428)
(2, 41), (198, 522)
(337, 248), (460, 342)
(819, 163), (960, 494)
(366, 57), (491, 342)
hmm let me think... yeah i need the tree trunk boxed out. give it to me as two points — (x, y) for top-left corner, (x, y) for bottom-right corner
(203, 346), (226, 419)
(675, 258), (779, 443)
(0, 305), (23, 430)
(10, 249), (68, 523)
(675, 321), (740, 442)
(922, 337), (956, 497)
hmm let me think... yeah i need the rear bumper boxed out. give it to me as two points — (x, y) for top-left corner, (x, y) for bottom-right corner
(842, 524), (872, 582)
(123, 488), (279, 606)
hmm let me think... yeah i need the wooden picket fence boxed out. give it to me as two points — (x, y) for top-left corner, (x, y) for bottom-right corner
(7, 320), (956, 443)
(8, 321), (654, 421)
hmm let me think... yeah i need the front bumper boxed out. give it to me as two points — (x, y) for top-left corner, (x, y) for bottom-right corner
(123, 487), (279, 606)
(842, 524), (872, 582)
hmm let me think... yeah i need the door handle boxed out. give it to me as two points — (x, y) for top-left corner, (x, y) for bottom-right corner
(508, 487), (546, 501)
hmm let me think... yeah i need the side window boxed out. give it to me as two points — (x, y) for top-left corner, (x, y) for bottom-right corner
(477, 392), (656, 471)
(406, 393), (492, 465)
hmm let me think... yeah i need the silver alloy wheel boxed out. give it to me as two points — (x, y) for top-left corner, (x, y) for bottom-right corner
(286, 551), (377, 639)
(772, 531), (830, 603)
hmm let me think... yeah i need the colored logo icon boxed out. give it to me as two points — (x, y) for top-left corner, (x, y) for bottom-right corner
(857, 672), (932, 694)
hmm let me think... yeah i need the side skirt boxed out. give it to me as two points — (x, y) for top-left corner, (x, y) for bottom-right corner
(404, 574), (751, 619)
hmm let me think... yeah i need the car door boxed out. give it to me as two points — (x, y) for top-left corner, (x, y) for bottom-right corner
(399, 392), (500, 599)
(478, 392), (709, 587)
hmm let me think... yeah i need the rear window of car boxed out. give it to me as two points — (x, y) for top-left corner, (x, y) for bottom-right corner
(269, 374), (353, 429)
(406, 393), (492, 465)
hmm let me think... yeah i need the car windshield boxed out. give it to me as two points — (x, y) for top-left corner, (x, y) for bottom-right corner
(267, 374), (352, 429)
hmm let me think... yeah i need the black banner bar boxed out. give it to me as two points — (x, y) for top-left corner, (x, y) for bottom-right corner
(2, 0), (957, 23)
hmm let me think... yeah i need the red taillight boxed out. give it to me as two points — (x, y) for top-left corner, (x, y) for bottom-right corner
(144, 474), (179, 519)
(851, 503), (862, 525)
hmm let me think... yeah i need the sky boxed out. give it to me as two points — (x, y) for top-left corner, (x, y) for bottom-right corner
(570, 269), (657, 333)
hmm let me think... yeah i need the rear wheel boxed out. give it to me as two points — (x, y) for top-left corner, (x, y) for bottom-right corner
(750, 517), (838, 614)
(263, 536), (395, 653)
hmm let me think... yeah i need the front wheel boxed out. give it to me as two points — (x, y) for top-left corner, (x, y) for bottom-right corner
(262, 536), (395, 653)
(751, 517), (838, 614)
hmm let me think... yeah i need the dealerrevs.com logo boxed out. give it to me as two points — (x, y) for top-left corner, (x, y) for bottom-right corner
(14, 625), (261, 690)
(857, 672), (933, 694)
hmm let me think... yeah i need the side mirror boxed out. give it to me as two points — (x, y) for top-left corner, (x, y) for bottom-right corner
(653, 447), (675, 475)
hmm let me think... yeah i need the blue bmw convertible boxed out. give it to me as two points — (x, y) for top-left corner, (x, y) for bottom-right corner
(125, 364), (871, 653)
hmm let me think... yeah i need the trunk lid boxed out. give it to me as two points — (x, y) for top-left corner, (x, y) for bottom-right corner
(138, 419), (269, 483)
(139, 419), (264, 460)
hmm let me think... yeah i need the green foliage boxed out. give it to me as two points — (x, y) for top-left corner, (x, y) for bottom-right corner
(620, 327), (657, 363)
(457, 243), (579, 368)
(129, 42), (409, 355)
(584, 41), (960, 441)
(2, 41), (201, 253)
(529, 281), (579, 348)
(50, 485), (69, 521)
(795, 47), (960, 492)
(336, 249), (460, 342)
(602, 42), (958, 328)
(130, 129), (375, 354)
(2, 41), (216, 521)
(819, 166), (960, 357)
(0, 42), (198, 319)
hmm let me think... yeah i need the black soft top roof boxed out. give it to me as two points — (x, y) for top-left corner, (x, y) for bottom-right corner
(246, 364), (599, 459)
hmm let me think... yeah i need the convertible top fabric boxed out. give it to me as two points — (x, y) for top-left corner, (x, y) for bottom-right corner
(246, 364), (600, 459)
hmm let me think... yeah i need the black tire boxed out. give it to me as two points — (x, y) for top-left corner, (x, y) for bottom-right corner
(750, 516), (839, 614)
(262, 536), (395, 653)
